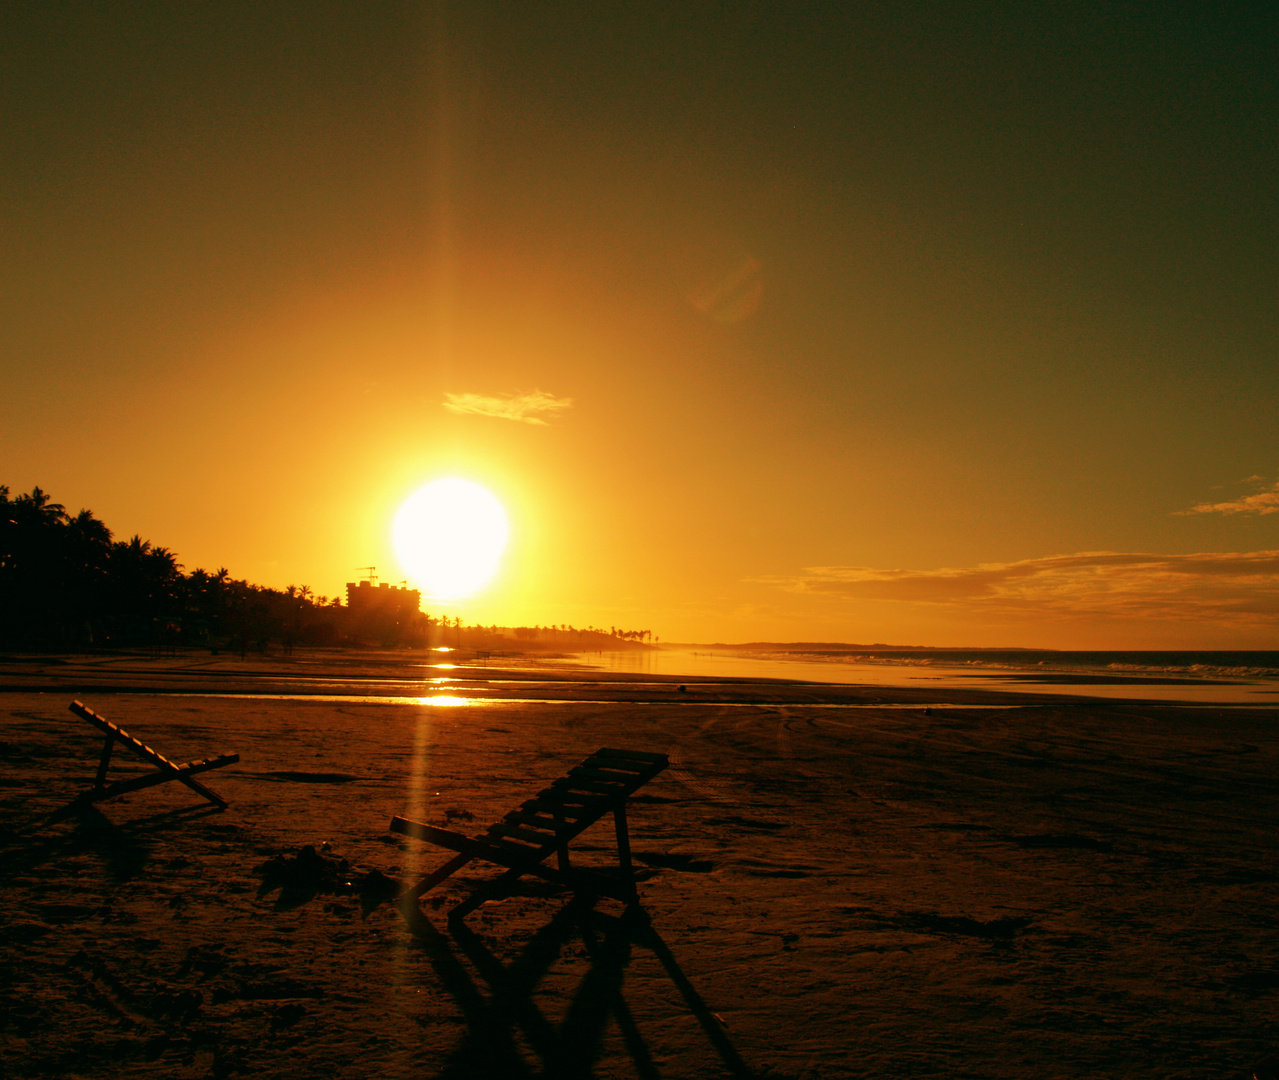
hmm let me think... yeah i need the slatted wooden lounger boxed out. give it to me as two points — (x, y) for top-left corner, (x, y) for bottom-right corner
(68, 700), (240, 809)
(390, 747), (669, 923)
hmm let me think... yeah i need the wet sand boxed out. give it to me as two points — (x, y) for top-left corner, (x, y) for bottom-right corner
(2, 650), (1277, 1078)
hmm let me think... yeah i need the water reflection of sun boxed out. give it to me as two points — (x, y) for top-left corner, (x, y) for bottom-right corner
(392, 478), (508, 599)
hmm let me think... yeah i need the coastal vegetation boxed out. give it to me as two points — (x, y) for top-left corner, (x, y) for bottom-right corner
(0, 486), (652, 654)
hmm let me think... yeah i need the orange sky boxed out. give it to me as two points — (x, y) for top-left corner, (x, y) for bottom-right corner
(4, 4), (1277, 648)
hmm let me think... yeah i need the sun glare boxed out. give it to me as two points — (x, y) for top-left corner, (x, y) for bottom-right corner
(392, 479), (509, 600)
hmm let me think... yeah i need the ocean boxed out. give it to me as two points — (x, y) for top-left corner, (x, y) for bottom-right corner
(582, 647), (1279, 705)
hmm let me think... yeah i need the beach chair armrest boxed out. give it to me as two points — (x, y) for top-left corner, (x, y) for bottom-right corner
(389, 816), (476, 853)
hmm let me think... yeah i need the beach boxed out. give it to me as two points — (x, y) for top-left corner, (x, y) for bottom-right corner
(2, 650), (1277, 1078)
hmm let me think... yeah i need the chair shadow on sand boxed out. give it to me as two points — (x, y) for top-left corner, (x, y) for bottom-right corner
(403, 895), (754, 1080)
(5, 800), (226, 883)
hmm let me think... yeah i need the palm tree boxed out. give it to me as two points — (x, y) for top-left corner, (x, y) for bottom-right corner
(15, 486), (67, 525)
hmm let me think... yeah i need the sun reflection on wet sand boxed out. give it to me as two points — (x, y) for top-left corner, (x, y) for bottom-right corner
(181, 692), (1019, 709)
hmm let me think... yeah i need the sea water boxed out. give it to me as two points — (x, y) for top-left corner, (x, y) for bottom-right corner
(581, 648), (1279, 705)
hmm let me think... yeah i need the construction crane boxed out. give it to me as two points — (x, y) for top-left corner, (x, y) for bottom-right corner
(355, 566), (378, 584)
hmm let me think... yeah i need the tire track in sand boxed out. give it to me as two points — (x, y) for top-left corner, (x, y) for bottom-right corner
(662, 711), (742, 803)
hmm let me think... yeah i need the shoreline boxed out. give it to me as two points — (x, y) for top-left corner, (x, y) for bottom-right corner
(1, 646), (1274, 708)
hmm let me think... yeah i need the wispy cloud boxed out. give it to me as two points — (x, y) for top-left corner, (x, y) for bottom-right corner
(1181, 478), (1279, 516)
(757, 551), (1279, 623)
(442, 390), (573, 425)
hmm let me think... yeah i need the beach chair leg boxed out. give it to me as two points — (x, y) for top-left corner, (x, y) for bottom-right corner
(401, 851), (476, 910)
(450, 864), (526, 923)
(613, 802), (637, 902)
(94, 734), (115, 793)
(172, 772), (229, 809)
(552, 804), (571, 872)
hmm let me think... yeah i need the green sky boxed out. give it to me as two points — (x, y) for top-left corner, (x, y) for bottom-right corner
(4, 2), (1277, 647)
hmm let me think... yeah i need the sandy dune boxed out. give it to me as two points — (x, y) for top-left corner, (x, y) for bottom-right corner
(2, 651), (1277, 1078)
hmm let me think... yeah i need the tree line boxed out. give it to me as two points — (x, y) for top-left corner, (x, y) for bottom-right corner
(0, 486), (656, 654)
(0, 486), (345, 652)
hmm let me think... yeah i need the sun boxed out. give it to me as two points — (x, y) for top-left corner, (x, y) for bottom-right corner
(392, 479), (509, 600)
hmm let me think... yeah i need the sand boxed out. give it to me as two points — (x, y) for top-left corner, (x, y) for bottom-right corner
(2, 650), (1278, 1079)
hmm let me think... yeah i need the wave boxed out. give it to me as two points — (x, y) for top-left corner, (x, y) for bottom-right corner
(734, 649), (1279, 683)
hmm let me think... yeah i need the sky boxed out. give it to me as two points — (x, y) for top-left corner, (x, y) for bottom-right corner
(4, 2), (1277, 649)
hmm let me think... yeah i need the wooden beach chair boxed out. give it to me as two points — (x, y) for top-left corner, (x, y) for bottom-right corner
(390, 747), (669, 923)
(68, 700), (240, 809)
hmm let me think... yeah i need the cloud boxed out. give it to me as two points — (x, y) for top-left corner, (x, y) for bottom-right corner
(1181, 479), (1279, 516)
(757, 551), (1279, 623)
(442, 390), (573, 425)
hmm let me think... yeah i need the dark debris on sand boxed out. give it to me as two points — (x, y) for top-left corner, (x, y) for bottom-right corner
(254, 844), (401, 912)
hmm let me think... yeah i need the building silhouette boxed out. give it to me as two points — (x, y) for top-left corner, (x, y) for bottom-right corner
(345, 580), (420, 616)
